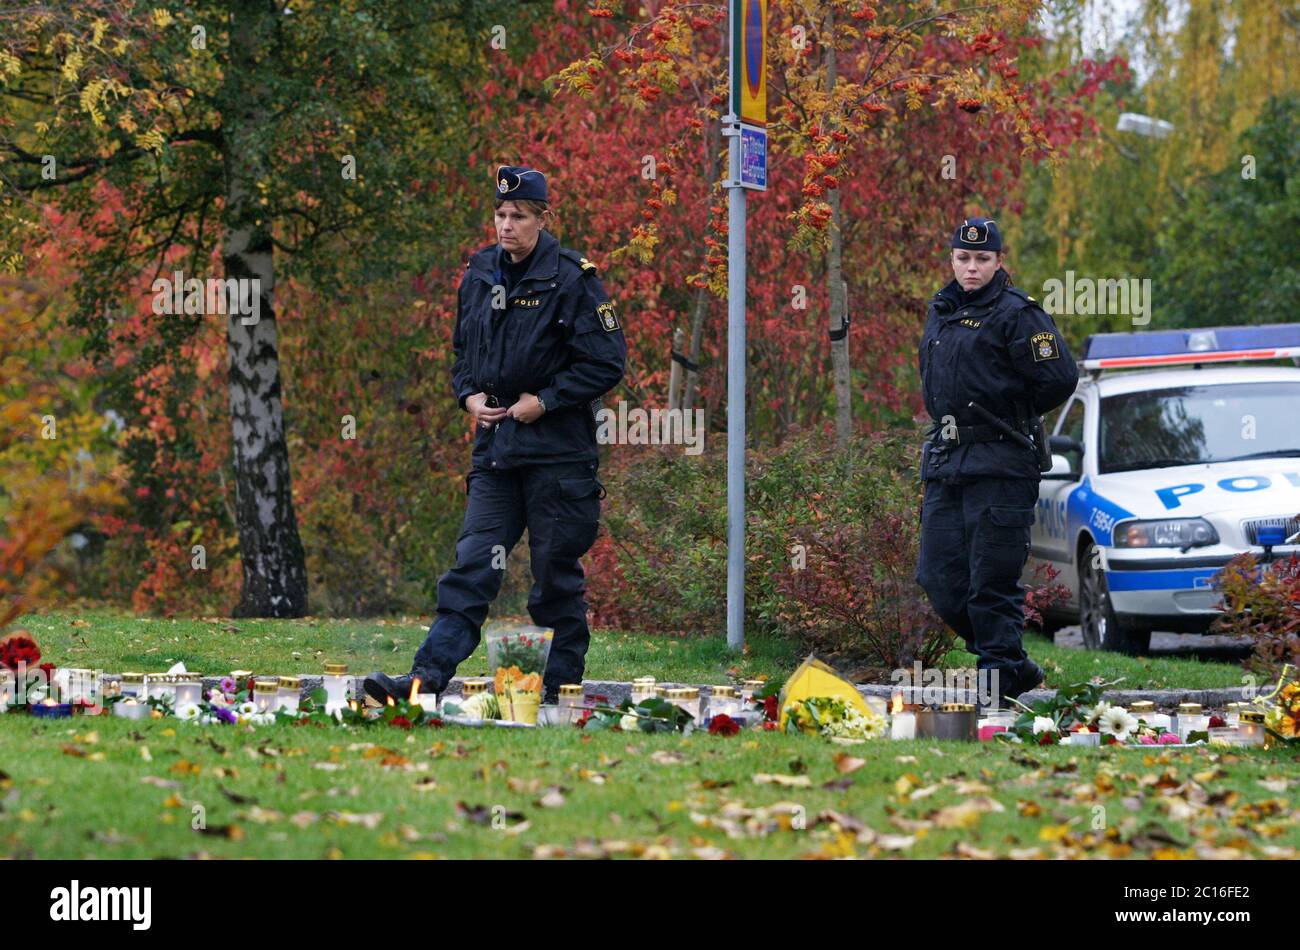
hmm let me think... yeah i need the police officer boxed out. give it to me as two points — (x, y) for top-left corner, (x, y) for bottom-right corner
(915, 217), (1078, 708)
(365, 165), (627, 706)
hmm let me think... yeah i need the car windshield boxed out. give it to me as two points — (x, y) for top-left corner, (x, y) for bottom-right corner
(1100, 381), (1300, 474)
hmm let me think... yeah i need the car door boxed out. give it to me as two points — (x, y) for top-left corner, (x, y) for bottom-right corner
(1026, 396), (1087, 601)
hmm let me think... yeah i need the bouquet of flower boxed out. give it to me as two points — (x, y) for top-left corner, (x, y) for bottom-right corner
(1256, 664), (1300, 743)
(485, 624), (553, 675)
(494, 665), (543, 723)
(782, 695), (887, 742)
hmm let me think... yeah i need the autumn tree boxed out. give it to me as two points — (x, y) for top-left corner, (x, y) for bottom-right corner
(0, 0), (536, 616)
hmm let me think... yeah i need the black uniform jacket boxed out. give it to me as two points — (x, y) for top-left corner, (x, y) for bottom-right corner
(918, 268), (1078, 481)
(452, 229), (627, 470)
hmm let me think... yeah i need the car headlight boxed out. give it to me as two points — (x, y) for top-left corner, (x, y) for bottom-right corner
(1113, 518), (1219, 548)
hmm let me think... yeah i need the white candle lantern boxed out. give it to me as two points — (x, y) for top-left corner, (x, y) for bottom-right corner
(322, 663), (350, 714)
(629, 677), (657, 705)
(706, 686), (740, 720)
(149, 674), (177, 705)
(1238, 710), (1267, 746)
(739, 679), (765, 705)
(1175, 703), (1208, 742)
(0, 669), (14, 712)
(890, 711), (917, 740)
(120, 672), (146, 701)
(253, 678), (279, 713)
(277, 676), (301, 714)
(174, 674), (202, 707)
(113, 698), (150, 720)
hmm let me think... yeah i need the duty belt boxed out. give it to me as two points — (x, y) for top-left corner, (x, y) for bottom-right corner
(929, 419), (1023, 445)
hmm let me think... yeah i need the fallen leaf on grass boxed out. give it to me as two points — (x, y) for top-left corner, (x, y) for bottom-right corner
(326, 811), (385, 829)
(241, 806), (283, 825)
(931, 797), (1004, 829)
(752, 773), (811, 787)
(833, 753), (865, 775)
(412, 778), (439, 793)
(650, 750), (687, 765)
(535, 787), (567, 809)
(139, 776), (180, 790)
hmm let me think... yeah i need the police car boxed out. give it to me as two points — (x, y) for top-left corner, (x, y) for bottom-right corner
(1027, 324), (1300, 654)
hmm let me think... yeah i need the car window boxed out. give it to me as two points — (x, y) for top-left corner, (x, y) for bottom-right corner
(1057, 398), (1086, 473)
(1099, 381), (1300, 474)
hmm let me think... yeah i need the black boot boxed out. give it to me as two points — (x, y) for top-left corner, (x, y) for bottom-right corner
(363, 671), (438, 706)
(1005, 659), (1045, 702)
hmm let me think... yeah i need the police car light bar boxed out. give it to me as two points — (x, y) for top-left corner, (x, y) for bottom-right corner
(1080, 324), (1300, 371)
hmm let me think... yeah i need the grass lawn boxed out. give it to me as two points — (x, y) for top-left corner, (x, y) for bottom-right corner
(2, 711), (1297, 859)
(946, 629), (1246, 691)
(19, 609), (1246, 690)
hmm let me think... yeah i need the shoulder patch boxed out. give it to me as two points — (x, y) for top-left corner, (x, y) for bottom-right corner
(1030, 330), (1060, 361)
(559, 247), (599, 272)
(596, 300), (620, 332)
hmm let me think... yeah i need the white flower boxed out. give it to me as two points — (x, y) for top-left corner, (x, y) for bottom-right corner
(200, 714), (217, 725)
(1083, 700), (1112, 724)
(237, 701), (257, 717)
(1032, 716), (1057, 734)
(1098, 706), (1139, 740)
(618, 714), (642, 732)
(175, 702), (202, 721)
(250, 712), (276, 726)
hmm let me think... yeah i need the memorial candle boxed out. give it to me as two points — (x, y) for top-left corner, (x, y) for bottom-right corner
(889, 694), (916, 740)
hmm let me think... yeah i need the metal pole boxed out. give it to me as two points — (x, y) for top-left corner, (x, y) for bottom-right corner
(725, 115), (746, 652)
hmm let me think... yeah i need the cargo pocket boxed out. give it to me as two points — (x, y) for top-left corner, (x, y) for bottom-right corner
(552, 475), (601, 559)
(980, 505), (1034, 581)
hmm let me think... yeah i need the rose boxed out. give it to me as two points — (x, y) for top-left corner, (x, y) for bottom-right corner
(1158, 731), (1180, 744)
(763, 695), (778, 722)
(618, 714), (642, 732)
(1208, 715), (1226, 729)
(390, 715), (413, 731)
(0, 634), (41, 672)
(1032, 716), (1056, 734)
(708, 714), (741, 736)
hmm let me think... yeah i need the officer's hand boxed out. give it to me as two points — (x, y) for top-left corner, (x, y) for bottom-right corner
(467, 392), (507, 429)
(507, 392), (546, 425)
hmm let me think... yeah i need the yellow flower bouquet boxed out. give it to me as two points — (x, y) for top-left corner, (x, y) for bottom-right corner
(494, 665), (544, 724)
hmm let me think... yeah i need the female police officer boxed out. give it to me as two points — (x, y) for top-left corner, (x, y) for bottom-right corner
(915, 217), (1077, 708)
(365, 165), (627, 706)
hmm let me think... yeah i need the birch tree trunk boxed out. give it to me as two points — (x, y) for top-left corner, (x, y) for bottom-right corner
(222, 1), (308, 617)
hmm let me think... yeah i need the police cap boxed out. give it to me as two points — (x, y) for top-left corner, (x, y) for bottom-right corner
(495, 165), (548, 203)
(949, 216), (1002, 251)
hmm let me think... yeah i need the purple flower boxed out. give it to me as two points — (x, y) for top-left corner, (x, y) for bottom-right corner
(219, 676), (237, 694)
(215, 706), (237, 725)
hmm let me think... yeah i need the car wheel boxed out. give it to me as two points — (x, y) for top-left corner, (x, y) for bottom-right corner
(1079, 540), (1152, 655)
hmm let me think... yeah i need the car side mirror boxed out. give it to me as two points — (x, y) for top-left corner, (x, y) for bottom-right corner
(1049, 434), (1084, 456)
(1041, 453), (1076, 480)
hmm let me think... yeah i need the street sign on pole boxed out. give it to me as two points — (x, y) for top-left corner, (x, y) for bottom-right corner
(723, 0), (765, 652)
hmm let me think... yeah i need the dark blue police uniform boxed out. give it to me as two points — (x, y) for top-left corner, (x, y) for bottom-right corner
(365, 165), (627, 705)
(914, 218), (1078, 705)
